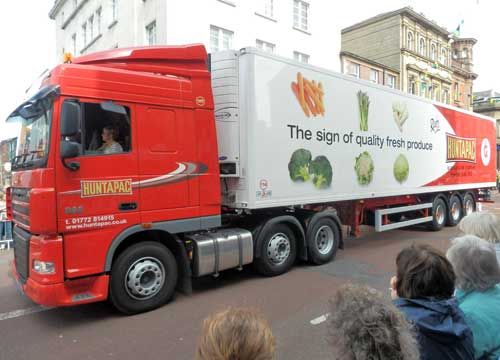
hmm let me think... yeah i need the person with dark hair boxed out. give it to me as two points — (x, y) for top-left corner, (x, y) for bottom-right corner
(98, 125), (123, 154)
(328, 283), (420, 360)
(390, 243), (474, 360)
(447, 235), (500, 360)
(196, 307), (275, 360)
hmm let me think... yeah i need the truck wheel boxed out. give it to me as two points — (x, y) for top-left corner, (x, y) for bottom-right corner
(429, 197), (447, 231)
(446, 195), (462, 226)
(463, 193), (475, 216)
(254, 223), (297, 277)
(109, 242), (178, 315)
(307, 218), (340, 265)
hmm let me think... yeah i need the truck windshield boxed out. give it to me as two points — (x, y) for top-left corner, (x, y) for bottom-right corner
(6, 86), (58, 171)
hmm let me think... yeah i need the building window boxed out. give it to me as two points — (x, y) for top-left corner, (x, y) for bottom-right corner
(430, 44), (436, 61)
(407, 32), (413, 50)
(420, 81), (427, 97)
(256, 39), (275, 53)
(294, 51), (309, 64)
(419, 37), (426, 56)
(88, 15), (94, 40)
(293, 0), (309, 32)
(210, 25), (233, 52)
(462, 48), (469, 58)
(386, 74), (396, 89)
(408, 78), (416, 95)
(440, 48), (447, 66)
(146, 21), (157, 45)
(259, 0), (274, 18)
(82, 23), (87, 48)
(431, 84), (439, 101)
(369, 69), (378, 83)
(454, 83), (459, 101)
(111, 0), (118, 22)
(441, 88), (449, 104)
(96, 8), (102, 35)
(71, 33), (77, 55)
(346, 61), (359, 78)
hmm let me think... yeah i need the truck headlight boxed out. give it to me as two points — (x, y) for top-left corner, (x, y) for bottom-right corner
(33, 260), (55, 274)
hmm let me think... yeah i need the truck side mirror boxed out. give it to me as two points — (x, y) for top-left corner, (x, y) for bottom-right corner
(61, 101), (81, 137)
(60, 140), (80, 171)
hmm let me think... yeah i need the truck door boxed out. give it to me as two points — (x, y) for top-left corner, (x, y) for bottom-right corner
(56, 99), (140, 277)
(136, 105), (199, 222)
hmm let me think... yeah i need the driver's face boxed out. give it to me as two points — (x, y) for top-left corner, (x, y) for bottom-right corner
(102, 129), (112, 142)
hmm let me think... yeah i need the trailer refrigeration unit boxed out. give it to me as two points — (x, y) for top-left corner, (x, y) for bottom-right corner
(5, 45), (496, 313)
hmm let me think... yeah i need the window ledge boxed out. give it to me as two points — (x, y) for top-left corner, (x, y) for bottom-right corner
(255, 12), (277, 22)
(216, 0), (236, 6)
(81, 34), (102, 54)
(293, 26), (311, 35)
(108, 20), (118, 29)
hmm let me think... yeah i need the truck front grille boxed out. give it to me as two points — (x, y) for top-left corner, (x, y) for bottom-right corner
(11, 187), (30, 230)
(13, 226), (30, 284)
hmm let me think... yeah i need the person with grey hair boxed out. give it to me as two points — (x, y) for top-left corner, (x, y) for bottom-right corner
(328, 283), (420, 360)
(458, 211), (500, 262)
(447, 235), (500, 360)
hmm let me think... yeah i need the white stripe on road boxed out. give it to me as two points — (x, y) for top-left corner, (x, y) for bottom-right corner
(310, 313), (330, 325)
(0, 306), (53, 321)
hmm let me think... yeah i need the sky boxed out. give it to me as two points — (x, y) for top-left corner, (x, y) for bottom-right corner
(0, 0), (495, 141)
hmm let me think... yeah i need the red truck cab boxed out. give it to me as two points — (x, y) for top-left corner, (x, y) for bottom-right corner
(7, 44), (222, 313)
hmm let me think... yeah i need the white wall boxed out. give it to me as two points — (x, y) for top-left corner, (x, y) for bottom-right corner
(52, 0), (335, 69)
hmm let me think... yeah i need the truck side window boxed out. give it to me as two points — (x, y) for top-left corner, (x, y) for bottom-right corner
(81, 102), (131, 155)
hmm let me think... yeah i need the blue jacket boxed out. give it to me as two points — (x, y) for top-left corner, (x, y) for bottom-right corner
(394, 297), (474, 360)
(456, 285), (500, 360)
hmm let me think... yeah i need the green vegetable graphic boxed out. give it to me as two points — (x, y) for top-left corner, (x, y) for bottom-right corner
(355, 151), (374, 185)
(393, 154), (409, 183)
(288, 149), (312, 182)
(309, 155), (333, 189)
(392, 102), (409, 132)
(357, 90), (370, 131)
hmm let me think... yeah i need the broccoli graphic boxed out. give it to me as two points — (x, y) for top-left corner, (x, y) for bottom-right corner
(309, 155), (333, 189)
(288, 149), (312, 182)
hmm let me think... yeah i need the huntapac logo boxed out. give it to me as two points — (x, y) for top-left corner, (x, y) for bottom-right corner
(446, 134), (476, 163)
(81, 179), (132, 197)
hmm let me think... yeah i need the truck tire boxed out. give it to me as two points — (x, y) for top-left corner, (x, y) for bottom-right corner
(307, 218), (340, 265)
(463, 193), (476, 216)
(429, 197), (447, 231)
(109, 241), (178, 315)
(446, 195), (462, 226)
(254, 223), (297, 277)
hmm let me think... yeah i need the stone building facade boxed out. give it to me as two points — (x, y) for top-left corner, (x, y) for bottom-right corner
(340, 7), (477, 110)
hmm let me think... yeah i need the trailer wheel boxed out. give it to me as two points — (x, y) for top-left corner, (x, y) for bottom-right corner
(254, 223), (297, 277)
(446, 195), (462, 226)
(463, 193), (476, 216)
(307, 218), (340, 265)
(109, 241), (178, 315)
(429, 197), (447, 231)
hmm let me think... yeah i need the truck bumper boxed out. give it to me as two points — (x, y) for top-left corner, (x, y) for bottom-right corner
(13, 261), (109, 307)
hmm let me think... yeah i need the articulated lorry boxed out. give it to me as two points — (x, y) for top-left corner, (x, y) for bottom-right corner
(6, 45), (496, 314)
